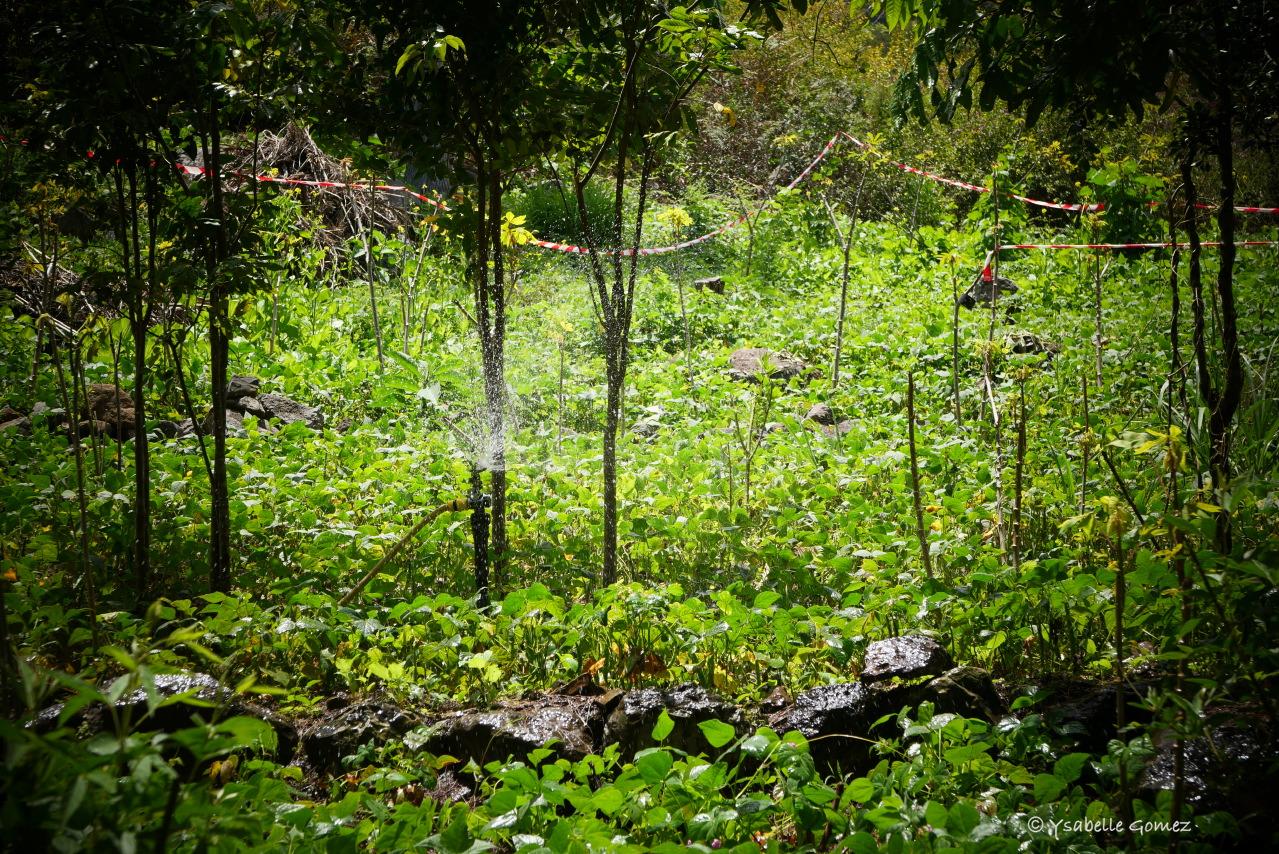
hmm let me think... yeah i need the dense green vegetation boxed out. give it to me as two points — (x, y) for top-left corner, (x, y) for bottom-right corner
(2, 1), (1277, 852)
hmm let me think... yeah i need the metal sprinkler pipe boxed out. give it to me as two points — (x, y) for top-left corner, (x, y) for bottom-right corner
(469, 466), (492, 608)
(337, 493), (484, 606)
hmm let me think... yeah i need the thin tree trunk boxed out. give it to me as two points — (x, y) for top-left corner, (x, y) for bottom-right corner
(1093, 243), (1104, 390)
(950, 260), (962, 425)
(1012, 372), (1027, 571)
(365, 191), (385, 373)
(485, 170), (508, 592)
(907, 371), (933, 580)
(207, 88), (231, 593)
(1209, 11), (1241, 554)
(51, 334), (99, 651)
(1080, 375), (1090, 515)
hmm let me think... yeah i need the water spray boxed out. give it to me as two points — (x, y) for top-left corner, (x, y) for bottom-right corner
(338, 491), (491, 606)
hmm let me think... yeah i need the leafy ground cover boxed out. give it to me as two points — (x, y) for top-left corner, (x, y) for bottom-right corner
(3, 166), (1277, 851)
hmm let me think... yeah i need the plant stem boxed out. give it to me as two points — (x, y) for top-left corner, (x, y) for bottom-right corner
(907, 371), (933, 580)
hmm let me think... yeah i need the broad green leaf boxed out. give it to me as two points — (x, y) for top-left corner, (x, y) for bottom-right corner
(651, 709), (674, 743)
(698, 718), (736, 749)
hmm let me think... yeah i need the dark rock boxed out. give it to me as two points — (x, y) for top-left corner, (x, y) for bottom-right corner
(202, 408), (247, 438)
(227, 375), (260, 400)
(1004, 331), (1060, 359)
(605, 683), (744, 759)
(632, 416), (661, 439)
(957, 275), (1018, 310)
(768, 682), (897, 771)
(28, 671), (296, 763)
(820, 419), (855, 438)
(423, 694), (614, 767)
(152, 420), (180, 439)
(175, 418), (197, 439)
(769, 667), (1001, 774)
(258, 392), (324, 429)
(924, 666), (1005, 720)
(728, 348), (808, 383)
(335, 417), (354, 433)
(239, 396), (268, 419)
(694, 276), (725, 295)
(1, 415), (31, 434)
(0, 405), (22, 422)
(806, 403), (835, 425)
(1139, 715), (1277, 842)
(302, 699), (420, 772)
(77, 419), (111, 438)
(84, 383), (135, 440)
(760, 685), (792, 716)
(861, 636), (953, 683)
(1035, 678), (1154, 752)
(31, 401), (66, 428)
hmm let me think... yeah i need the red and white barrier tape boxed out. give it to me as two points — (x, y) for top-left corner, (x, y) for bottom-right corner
(8, 133), (1279, 256)
(976, 239), (1276, 281)
(1000, 240), (1277, 251)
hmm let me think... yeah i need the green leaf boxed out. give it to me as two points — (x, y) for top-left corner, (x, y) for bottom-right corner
(591, 786), (624, 816)
(948, 801), (980, 835)
(698, 718), (736, 749)
(651, 709), (674, 743)
(1053, 752), (1090, 784)
(924, 800), (948, 829)
(634, 748), (673, 783)
(846, 777), (876, 803)
(1034, 773), (1068, 803)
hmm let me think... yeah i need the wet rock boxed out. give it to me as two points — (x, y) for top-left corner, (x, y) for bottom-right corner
(1035, 678), (1154, 752)
(0, 405), (23, 422)
(423, 694), (614, 767)
(760, 685), (792, 716)
(227, 375), (260, 400)
(769, 667), (1000, 773)
(861, 636), (953, 683)
(768, 682), (896, 771)
(605, 683), (744, 758)
(30, 672), (228, 735)
(258, 392), (324, 429)
(957, 275), (1018, 310)
(924, 667), (1005, 721)
(728, 348), (808, 383)
(694, 276), (725, 295)
(806, 403), (835, 425)
(28, 671), (296, 763)
(174, 418), (196, 439)
(1139, 716), (1277, 841)
(302, 699), (420, 773)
